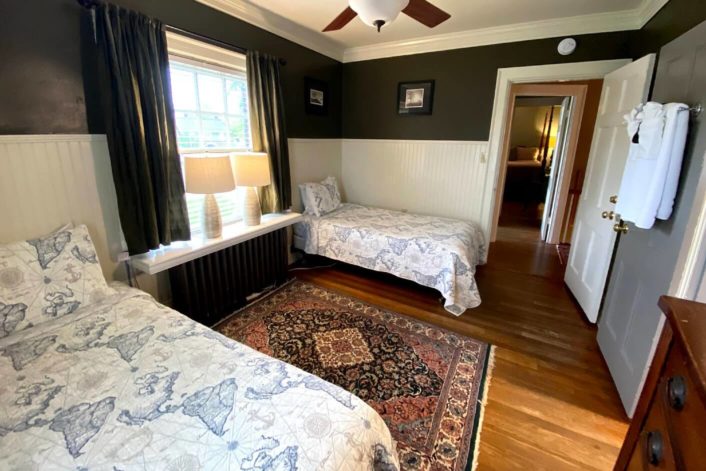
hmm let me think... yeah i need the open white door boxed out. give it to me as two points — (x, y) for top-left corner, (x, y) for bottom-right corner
(564, 54), (656, 322)
(541, 97), (572, 242)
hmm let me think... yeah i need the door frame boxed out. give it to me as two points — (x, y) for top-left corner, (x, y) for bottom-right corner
(671, 148), (706, 299)
(493, 83), (586, 244)
(482, 59), (632, 246)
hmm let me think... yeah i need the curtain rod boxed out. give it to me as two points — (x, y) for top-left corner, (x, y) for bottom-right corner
(75, 0), (287, 66)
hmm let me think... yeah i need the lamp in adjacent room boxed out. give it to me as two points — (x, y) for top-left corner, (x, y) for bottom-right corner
(184, 154), (236, 239)
(233, 152), (271, 226)
(546, 134), (558, 175)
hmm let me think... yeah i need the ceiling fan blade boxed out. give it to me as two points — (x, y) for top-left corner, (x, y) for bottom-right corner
(322, 7), (358, 32)
(402, 0), (451, 28)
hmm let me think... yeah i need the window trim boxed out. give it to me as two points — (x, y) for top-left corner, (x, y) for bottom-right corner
(166, 31), (246, 72)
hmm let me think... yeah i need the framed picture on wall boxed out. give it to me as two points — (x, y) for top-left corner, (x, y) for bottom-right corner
(305, 77), (328, 116)
(397, 80), (435, 115)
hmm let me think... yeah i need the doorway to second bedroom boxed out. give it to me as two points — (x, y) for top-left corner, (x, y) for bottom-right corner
(494, 81), (602, 248)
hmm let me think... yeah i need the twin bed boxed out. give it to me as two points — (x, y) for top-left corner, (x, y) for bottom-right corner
(0, 225), (398, 470)
(294, 203), (486, 315)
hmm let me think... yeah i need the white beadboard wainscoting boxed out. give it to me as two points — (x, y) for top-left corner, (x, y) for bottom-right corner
(0, 135), (493, 298)
(0, 135), (122, 277)
(288, 138), (343, 212)
(0, 134), (169, 300)
(341, 139), (490, 236)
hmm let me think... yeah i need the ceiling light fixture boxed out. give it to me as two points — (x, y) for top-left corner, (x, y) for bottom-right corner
(322, 0), (451, 34)
(350, 0), (410, 32)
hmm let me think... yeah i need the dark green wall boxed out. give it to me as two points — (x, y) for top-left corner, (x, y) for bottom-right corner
(342, 32), (631, 141)
(0, 1), (87, 134)
(341, 0), (706, 141)
(2, 0), (705, 140)
(0, 0), (342, 138)
(629, 0), (706, 58)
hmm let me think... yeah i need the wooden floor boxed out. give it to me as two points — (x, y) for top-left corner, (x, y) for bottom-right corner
(294, 225), (629, 470)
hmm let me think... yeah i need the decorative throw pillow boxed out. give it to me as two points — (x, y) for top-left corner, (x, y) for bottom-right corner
(0, 224), (114, 338)
(299, 176), (342, 217)
(321, 176), (341, 208)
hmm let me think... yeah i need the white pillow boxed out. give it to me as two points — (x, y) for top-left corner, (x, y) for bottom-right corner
(0, 224), (115, 338)
(299, 176), (341, 217)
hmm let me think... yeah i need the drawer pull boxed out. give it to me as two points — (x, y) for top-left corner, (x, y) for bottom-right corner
(667, 375), (686, 410)
(646, 431), (664, 465)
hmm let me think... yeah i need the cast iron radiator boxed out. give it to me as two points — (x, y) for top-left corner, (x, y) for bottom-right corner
(169, 228), (289, 326)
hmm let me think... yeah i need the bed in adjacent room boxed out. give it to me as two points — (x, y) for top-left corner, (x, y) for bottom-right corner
(0, 225), (398, 470)
(294, 178), (487, 315)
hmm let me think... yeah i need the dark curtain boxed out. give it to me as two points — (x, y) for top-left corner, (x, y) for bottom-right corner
(246, 51), (292, 213)
(92, 4), (190, 254)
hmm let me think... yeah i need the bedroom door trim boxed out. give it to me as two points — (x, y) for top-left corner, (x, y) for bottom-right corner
(492, 83), (587, 244)
(483, 59), (631, 245)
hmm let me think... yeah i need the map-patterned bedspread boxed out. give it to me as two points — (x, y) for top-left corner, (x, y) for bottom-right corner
(0, 285), (398, 470)
(294, 204), (486, 315)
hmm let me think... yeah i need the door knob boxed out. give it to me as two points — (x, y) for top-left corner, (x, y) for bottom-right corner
(602, 211), (615, 220)
(609, 195), (618, 204)
(613, 221), (629, 234)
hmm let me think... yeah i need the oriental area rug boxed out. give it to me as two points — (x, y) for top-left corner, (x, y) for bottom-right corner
(216, 281), (494, 471)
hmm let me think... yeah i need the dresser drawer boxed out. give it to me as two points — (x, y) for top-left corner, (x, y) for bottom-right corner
(616, 297), (706, 471)
(626, 394), (676, 471)
(658, 343), (706, 469)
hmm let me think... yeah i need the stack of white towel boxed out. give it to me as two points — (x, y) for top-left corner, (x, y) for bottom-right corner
(615, 102), (690, 229)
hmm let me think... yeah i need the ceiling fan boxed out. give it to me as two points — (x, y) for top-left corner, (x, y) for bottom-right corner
(323, 0), (451, 33)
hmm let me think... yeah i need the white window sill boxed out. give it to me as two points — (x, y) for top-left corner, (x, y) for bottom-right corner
(130, 212), (303, 275)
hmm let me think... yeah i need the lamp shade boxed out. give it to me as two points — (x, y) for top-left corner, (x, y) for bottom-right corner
(184, 154), (236, 194)
(233, 152), (271, 187)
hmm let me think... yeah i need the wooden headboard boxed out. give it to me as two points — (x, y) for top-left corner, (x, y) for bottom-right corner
(0, 134), (125, 281)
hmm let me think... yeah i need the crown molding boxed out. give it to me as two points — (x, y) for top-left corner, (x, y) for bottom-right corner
(196, 0), (669, 64)
(195, 0), (345, 61)
(343, 0), (669, 62)
(636, 0), (670, 28)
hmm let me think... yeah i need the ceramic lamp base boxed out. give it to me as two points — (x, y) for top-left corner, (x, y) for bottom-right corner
(202, 193), (223, 239)
(243, 186), (262, 226)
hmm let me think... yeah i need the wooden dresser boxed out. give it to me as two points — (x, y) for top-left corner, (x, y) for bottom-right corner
(614, 296), (706, 470)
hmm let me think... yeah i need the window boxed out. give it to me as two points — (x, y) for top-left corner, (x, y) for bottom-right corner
(166, 34), (251, 234)
(169, 60), (251, 151)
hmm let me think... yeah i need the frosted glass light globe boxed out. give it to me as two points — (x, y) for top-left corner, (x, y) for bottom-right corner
(350, 0), (410, 30)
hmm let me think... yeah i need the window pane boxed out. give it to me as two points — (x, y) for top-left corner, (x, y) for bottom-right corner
(169, 59), (250, 151)
(170, 68), (197, 110)
(197, 74), (225, 113)
(227, 116), (249, 149)
(185, 190), (244, 234)
(199, 113), (229, 148)
(226, 79), (247, 115)
(173, 111), (201, 149)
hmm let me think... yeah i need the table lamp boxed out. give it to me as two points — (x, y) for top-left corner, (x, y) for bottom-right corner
(233, 152), (271, 226)
(184, 154), (236, 239)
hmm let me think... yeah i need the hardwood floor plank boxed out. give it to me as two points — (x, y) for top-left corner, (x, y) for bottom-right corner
(294, 225), (629, 469)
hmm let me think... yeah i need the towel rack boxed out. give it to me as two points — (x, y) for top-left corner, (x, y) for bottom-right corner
(680, 104), (702, 116)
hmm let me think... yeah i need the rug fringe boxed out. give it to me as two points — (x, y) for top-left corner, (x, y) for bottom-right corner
(471, 345), (496, 471)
